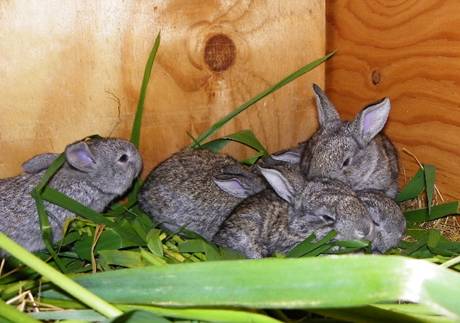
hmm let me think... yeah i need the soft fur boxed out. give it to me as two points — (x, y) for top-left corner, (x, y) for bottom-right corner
(0, 138), (142, 253)
(138, 148), (267, 240)
(213, 165), (376, 258)
(300, 84), (399, 198)
(357, 190), (406, 253)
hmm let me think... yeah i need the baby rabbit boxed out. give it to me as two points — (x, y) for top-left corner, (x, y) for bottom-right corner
(0, 138), (142, 253)
(300, 84), (399, 198)
(212, 165), (375, 259)
(358, 190), (406, 253)
(138, 148), (266, 240)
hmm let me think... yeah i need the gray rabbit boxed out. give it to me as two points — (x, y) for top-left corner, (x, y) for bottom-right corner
(212, 165), (376, 258)
(357, 190), (406, 253)
(138, 148), (267, 240)
(300, 84), (399, 198)
(0, 138), (142, 253)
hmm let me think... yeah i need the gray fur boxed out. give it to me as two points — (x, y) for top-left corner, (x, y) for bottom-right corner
(0, 138), (142, 253)
(22, 153), (59, 174)
(358, 190), (406, 253)
(212, 165), (375, 258)
(263, 141), (306, 165)
(300, 84), (399, 198)
(138, 148), (266, 240)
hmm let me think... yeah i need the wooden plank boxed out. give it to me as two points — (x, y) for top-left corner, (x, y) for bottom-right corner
(326, 0), (460, 200)
(0, 1), (325, 178)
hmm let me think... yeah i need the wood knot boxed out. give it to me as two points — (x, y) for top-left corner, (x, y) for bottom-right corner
(204, 34), (236, 72)
(371, 70), (381, 85)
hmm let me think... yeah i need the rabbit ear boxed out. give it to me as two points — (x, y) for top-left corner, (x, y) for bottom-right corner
(213, 174), (259, 198)
(270, 151), (301, 164)
(65, 141), (97, 172)
(352, 97), (391, 146)
(258, 166), (294, 203)
(312, 83), (340, 128)
(22, 153), (59, 174)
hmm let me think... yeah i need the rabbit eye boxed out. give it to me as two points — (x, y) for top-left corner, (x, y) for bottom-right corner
(342, 157), (351, 167)
(118, 154), (129, 163)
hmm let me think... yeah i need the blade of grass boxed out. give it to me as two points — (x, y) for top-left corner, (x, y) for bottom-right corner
(0, 233), (122, 318)
(98, 250), (146, 268)
(39, 299), (281, 323)
(404, 201), (459, 223)
(130, 31), (160, 148)
(395, 168), (425, 202)
(423, 164), (436, 215)
(30, 153), (67, 270)
(191, 52), (335, 147)
(200, 129), (268, 155)
(126, 32), (160, 205)
(31, 309), (106, 321)
(287, 231), (336, 257)
(42, 255), (460, 320)
(40, 187), (114, 227)
(0, 299), (41, 323)
(241, 151), (266, 165)
(314, 304), (452, 323)
(107, 310), (171, 323)
(146, 229), (164, 257)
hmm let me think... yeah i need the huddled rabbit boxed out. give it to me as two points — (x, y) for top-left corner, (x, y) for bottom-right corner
(0, 138), (142, 253)
(212, 165), (376, 258)
(138, 148), (267, 240)
(357, 190), (406, 253)
(300, 84), (399, 198)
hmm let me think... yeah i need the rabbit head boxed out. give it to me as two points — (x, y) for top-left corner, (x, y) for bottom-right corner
(358, 190), (406, 253)
(64, 138), (142, 196)
(300, 84), (399, 198)
(258, 167), (375, 242)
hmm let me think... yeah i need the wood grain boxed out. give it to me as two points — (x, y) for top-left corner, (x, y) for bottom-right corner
(0, 1), (325, 178)
(326, 0), (460, 200)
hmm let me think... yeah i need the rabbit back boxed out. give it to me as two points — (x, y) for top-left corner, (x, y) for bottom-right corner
(139, 148), (266, 240)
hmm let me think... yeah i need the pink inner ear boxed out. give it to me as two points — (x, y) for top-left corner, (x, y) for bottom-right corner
(214, 179), (247, 198)
(76, 150), (94, 165)
(363, 113), (374, 133)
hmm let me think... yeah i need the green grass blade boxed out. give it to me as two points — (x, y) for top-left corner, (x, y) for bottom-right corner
(241, 151), (266, 165)
(40, 187), (114, 227)
(315, 304), (453, 323)
(396, 167), (425, 202)
(287, 231), (336, 257)
(0, 233), (122, 318)
(31, 309), (105, 321)
(38, 299), (281, 323)
(118, 305), (281, 323)
(200, 129), (268, 155)
(146, 229), (164, 257)
(404, 201), (459, 223)
(41, 255), (460, 320)
(107, 310), (171, 323)
(0, 299), (41, 323)
(423, 164), (436, 215)
(130, 32), (160, 148)
(98, 250), (145, 268)
(30, 153), (67, 270)
(191, 52), (335, 147)
(427, 230), (442, 252)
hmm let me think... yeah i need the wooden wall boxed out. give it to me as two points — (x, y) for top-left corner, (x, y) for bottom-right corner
(0, 1), (325, 178)
(326, 1), (460, 200)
